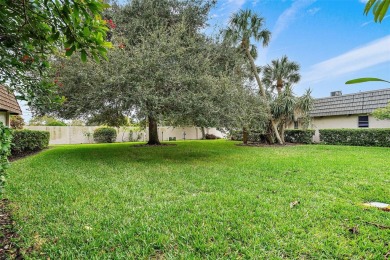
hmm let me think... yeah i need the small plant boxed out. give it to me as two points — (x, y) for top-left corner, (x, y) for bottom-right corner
(0, 122), (12, 193)
(83, 131), (93, 143)
(205, 134), (220, 140)
(93, 127), (117, 143)
(10, 115), (25, 129)
(129, 130), (142, 142)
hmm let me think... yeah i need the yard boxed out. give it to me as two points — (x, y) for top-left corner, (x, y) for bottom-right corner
(4, 140), (390, 258)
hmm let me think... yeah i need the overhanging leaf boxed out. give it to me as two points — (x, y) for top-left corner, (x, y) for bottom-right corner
(345, 77), (390, 84)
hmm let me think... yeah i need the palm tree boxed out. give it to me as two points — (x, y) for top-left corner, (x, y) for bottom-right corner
(224, 10), (286, 144)
(262, 56), (300, 94)
(224, 9), (270, 97)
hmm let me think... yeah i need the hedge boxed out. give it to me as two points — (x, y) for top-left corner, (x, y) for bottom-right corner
(0, 123), (12, 192)
(230, 130), (265, 142)
(319, 128), (390, 147)
(93, 127), (117, 143)
(11, 129), (50, 155)
(284, 129), (315, 144)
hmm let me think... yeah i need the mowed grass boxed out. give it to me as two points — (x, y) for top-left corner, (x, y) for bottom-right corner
(5, 140), (390, 259)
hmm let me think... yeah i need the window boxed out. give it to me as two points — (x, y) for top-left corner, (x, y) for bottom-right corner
(358, 116), (369, 128)
(294, 121), (299, 129)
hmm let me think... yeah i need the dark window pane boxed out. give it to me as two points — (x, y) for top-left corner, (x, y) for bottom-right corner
(358, 116), (369, 128)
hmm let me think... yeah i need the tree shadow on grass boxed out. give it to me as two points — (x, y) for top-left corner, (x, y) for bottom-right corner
(41, 142), (233, 166)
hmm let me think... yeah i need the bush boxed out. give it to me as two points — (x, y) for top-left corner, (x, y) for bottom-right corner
(0, 123), (12, 192)
(284, 129), (315, 144)
(11, 130), (50, 155)
(93, 127), (117, 143)
(320, 128), (390, 147)
(46, 121), (67, 126)
(230, 130), (265, 142)
(205, 133), (220, 139)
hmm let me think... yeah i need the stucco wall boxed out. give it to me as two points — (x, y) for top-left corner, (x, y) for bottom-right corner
(0, 112), (7, 126)
(25, 126), (225, 145)
(311, 115), (390, 142)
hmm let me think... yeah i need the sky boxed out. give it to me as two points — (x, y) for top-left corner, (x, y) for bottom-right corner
(21, 0), (390, 121)
(207, 0), (390, 97)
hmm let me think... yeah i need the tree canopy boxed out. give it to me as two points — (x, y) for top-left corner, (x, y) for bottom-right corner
(0, 0), (112, 105)
(37, 0), (258, 145)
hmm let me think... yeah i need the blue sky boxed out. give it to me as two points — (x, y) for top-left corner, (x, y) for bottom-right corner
(207, 0), (390, 98)
(21, 0), (390, 121)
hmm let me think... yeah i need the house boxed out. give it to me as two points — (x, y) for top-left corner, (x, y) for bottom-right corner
(0, 86), (22, 126)
(293, 88), (390, 142)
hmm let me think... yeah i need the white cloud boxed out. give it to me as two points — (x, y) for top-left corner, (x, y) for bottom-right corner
(272, 0), (317, 41)
(307, 7), (320, 15)
(359, 0), (368, 3)
(302, 36), (390, 84)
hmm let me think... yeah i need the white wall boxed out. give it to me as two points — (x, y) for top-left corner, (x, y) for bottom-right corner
(24, 126), (226, 145)
(311, 115), (390, 142)
(0, 112), (7, 126)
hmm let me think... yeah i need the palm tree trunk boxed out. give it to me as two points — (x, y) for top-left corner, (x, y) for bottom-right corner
(147, 115), (160, 145)
(245, 48), (283, 145)
(245, 48), (266, 97)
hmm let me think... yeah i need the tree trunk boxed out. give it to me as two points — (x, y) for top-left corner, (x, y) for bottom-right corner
(200, 127), (206, 140)
(271, 120), (283, 145)
(245, 47), (283, 145)
(245, 48), (266, 97)
(243, 127), (248, 144)
(147, 116), (160, 145)
(279, 123), (286, 143)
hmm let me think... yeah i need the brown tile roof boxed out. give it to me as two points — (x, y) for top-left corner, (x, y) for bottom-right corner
(311, 88), (390, 117)
(0, 86), (22, 115)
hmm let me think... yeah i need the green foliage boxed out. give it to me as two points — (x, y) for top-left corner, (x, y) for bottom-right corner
(372, 102), (390, 120)
(364, 0), (390, 22)
(46, 121), (67, 126)
(284, 129), (315, 144)
(0, 0), (112, 106)
(345, 77), (390, 84)
(229, 130), (265, 142)
(11, 130), (49, 155)
(10, 115), (25, 129)
(0, 123), (12, 193)
(93, 127), (117, 143)
(129, 130), (142, 142)
(29, 115), (66, 126)
(40, 0), (250, 144)
(6, 141), (390, 258)
(320, 128), (390, 147)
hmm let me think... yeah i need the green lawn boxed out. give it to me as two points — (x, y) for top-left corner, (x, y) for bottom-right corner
(5, 140), (390, 259)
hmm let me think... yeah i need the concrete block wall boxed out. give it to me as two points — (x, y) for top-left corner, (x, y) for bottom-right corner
(24, 126), (226, 145)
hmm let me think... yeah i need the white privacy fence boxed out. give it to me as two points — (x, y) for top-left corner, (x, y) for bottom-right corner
(25, 126), (225, 145)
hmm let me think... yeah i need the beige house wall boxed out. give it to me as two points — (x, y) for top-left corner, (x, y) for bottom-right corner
(25, 126), (226, 145)
(310, 115), (390, 142)
(0, 112), (7, 126)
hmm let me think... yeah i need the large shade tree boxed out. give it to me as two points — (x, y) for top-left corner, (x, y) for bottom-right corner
(36, 0), (255, 145)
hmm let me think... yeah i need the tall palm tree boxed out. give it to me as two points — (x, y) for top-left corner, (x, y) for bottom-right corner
(223, 9), (270, 97)
(262, 55), (300, 94)
(223, 9), (286, 144)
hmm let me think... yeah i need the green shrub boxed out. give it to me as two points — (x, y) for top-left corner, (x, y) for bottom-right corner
(320, 129), (390, 147)
(46, 121), (67, 126)
(93, 127), (117, 143)
(11, 129), (50, 155)
(0, 123), (12, 192)
(205, 134), (220, 139)
(285, 129), (315, 144)
(230, 130), (265, 142)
